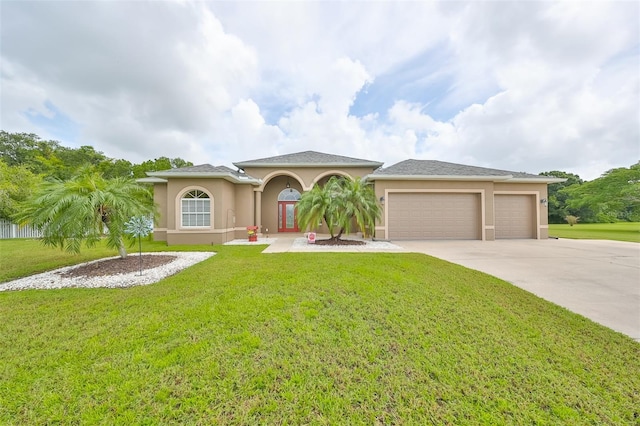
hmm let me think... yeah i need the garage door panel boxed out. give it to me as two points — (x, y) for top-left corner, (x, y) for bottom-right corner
(495, 195), (535, 239)
(388, 193), (481, 240)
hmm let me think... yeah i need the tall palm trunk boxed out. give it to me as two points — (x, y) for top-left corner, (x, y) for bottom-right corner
(117, 239), (127, 259)
(103, 208), (127, 259)
(324, 214), (336, 239)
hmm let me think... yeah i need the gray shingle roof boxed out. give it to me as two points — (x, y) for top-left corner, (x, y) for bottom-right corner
(145, 164), (260, 184)
(234, 151), (383, 168)
(369, 159), (553, 181)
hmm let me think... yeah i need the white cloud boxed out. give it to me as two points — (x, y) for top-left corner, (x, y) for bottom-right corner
(0, 1), (637, 180)
(1, 1), (258, 163)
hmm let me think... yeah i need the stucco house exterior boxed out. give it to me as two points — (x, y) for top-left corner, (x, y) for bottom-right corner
(139, 151), (563, 245)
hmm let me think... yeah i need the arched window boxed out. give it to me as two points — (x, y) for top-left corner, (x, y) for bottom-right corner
(181, 190), (210, 227)
(278, 188), (301, 201)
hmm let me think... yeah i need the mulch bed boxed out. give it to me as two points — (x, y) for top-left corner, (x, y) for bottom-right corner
(58, 255), (177, 278)
(314, 239), (366, 246)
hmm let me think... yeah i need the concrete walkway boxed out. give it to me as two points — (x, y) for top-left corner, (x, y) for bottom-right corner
(261, 237), (295, 253)
(236, 235), (639, 341)
(261, 235), (404, 253)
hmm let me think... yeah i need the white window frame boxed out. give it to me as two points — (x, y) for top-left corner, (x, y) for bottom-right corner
(277, 188), (301, 201)
(180, 189), (211, 228)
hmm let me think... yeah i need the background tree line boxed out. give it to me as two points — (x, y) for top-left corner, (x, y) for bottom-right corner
(0, 131), (192, 220)
(1, 130), (638, 224)
(541, 163), (639, 223)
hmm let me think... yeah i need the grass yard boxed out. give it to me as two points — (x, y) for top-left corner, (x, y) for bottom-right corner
(0, 240), (639, 424)
(549, 222), (640, 243)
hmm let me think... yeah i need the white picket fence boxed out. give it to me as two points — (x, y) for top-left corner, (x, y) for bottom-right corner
(0, 219), (42, 239)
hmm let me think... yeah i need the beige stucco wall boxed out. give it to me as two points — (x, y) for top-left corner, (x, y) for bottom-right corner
(234, 184), (255, 239)
(167, 231), (233, 246)
(244, 166), (377, 235)
(157, 178), (252, 245)
(373, 179), (550, 240)
(244, 166), (376, 190)
(156, 166), (379, 243)
(152, 182), (168, 241)
(153, 166), (551, 244)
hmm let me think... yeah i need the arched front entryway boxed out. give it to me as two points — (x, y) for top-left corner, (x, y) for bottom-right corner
(277, 188), (301, 232)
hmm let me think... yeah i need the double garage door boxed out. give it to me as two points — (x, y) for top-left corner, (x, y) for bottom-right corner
(387, 193), (536, 240)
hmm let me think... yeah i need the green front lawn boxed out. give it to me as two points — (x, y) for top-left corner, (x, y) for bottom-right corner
(549, 222), (640, 243)
(0, 240), (638, 424)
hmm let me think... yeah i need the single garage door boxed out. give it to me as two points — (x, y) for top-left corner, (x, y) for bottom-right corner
(388, 193), (481, 240)
(495, 194), (536, 239)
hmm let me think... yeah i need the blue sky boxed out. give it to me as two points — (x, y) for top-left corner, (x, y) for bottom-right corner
(25, 101), (79, 143)
(1, 1), (638, 180)
(351, 45), (460, 122)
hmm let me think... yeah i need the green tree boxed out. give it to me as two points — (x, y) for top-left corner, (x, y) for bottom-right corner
(337, 176), (381, 238)
(15, 168), (156, 258)
(1, 130), (192, 180)
(0, 160), (41, 220)
(0, 131), (115, 179)
(0, 131), (43, 166)
(296, 181), (337, 237)
(539, 171), (583, 223)
(297, 176), (381, 241)
(98, 158), (134, 179)
(563, 162), (640, 222)
(0, 131), (61, 175)
(170, 158), (192, 169)
(53, 145), (108, 179)
(132, 157), (193, 178)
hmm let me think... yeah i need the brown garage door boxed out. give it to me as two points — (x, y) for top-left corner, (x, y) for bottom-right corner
(388, 193), (481, 240)
(495, 195), (536, 239)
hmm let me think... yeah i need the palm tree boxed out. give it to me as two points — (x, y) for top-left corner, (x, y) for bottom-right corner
(296, 181), (338, 238)
(335, 176), (381, 239)
(15, 168), (156, 258)
(297, 176), (381, 242)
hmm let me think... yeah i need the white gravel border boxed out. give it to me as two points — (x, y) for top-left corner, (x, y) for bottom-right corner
(0, 252), (216, 292)
(224, 238), (277, 245)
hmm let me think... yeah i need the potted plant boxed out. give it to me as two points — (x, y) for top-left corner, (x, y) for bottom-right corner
(247, 226), (258, 242)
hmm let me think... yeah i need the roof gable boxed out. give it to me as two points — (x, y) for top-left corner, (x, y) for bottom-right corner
(233, 150), (383, 168)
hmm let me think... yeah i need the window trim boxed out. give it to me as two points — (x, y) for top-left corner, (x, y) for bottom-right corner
(178, 187), (212, 229)
(277, 188), (301, 201)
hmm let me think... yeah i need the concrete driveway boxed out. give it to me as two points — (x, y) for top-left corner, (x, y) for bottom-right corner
(397, 239), (640, 341)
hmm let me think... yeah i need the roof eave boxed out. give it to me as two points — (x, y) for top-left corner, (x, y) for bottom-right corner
(367, 174), (566, 183)
(366, 174), (514, 182)
(136, 177), (168, 183)
(508, 177), (567, 183)
(234, 161), (384, 169)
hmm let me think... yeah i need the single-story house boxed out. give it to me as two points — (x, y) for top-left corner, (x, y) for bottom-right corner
(139, 151), (563, 244)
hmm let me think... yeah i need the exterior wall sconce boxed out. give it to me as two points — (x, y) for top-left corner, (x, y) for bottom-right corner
(379, 196), (385, 204)
(540, 198), (548, 207)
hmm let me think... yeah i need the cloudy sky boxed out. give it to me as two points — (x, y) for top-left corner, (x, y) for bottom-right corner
(1, 1), (638, 180)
